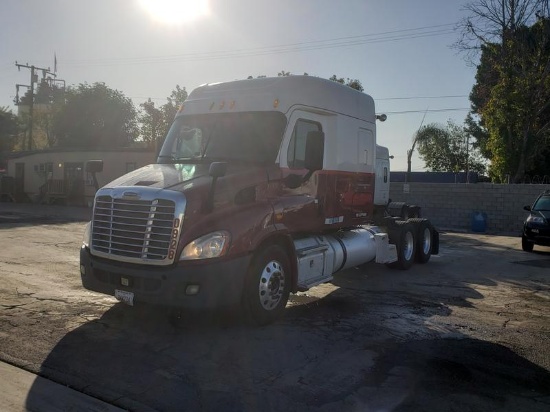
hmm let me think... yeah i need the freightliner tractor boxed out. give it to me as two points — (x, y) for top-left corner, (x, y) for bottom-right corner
(80, 76), (439, 325)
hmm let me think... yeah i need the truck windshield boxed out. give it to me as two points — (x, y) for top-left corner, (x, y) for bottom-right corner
(158, 111), (287, 164)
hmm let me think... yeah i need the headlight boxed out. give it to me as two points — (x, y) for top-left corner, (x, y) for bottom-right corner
(82, 221), (92, 248)
(527, 214), (545, 224)
(180, 231), (230, 260)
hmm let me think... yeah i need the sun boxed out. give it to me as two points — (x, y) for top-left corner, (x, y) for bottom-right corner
(139, 0), (209, 25)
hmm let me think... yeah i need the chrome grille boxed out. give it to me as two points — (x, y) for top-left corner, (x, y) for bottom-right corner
(91, 195), (176, 262)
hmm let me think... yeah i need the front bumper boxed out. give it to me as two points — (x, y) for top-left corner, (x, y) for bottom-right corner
(523, 224), (550, 246)
(80, 247), (251, 309)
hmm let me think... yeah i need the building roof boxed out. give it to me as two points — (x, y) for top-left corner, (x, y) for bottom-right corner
(3, 146), (155, 160)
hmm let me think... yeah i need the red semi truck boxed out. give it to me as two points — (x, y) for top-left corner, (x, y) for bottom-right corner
(80, 76), (438, 325)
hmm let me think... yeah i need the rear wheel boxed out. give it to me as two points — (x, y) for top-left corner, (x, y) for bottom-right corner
(408, 218), (434, 263)
(243, 244), (291, 326)
(521, 235), (534, 252)
(387, 201), (409, 219)
(387, 221), (416, 270)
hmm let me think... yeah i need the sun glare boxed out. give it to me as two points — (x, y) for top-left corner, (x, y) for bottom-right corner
(139, 0), (209, 25)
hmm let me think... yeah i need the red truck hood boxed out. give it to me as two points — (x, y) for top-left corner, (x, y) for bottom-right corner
(103, 163), (211, 190)
(102, 162), (278, 193)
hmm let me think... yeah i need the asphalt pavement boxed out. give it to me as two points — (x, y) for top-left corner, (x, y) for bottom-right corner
(0, 202), (107, 412)
(0, 202), (92, 223)
(0, 361), (125, 412)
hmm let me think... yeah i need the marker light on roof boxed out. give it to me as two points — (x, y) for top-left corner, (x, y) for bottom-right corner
(230, 100), (235, 109)
(219, 100), (225, 109)
(273, 99), (279, 108)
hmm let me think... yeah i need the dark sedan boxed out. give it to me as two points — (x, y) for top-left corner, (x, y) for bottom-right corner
(522, 190), (550, 252)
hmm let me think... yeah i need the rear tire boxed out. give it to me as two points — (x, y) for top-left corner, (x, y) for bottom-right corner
(408, 218), (434, 263)
(242, 244), (291, 326)
(387, 202), (409, 219)
(521, 235), (534, 252)
(387, 221), (416, 270)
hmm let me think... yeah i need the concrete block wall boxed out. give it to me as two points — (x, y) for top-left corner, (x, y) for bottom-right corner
(389, 183), (550, 234)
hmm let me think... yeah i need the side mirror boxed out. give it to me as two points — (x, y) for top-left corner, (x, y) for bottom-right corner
(209, 161), (227, 178)
(85, 160), (103, 173)
(523, 205), (531, 212)
(304, 131), (324, 171)
(204, 162), (227, 213)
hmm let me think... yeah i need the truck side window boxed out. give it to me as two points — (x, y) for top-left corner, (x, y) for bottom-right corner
(384, 166), (388, 183)
(287, 119), (321, 169)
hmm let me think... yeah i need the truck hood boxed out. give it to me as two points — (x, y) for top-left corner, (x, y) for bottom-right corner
(102, 162), (276, 193)
(103, 163), (212, 190)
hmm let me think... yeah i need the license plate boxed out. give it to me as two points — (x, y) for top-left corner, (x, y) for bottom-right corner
(115, 289), (134, 306)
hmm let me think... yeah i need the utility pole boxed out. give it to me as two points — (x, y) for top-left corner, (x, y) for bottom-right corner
(465, 133), (470, 183)
(14, 84), (30, 105)
(15, 62), (56, 151)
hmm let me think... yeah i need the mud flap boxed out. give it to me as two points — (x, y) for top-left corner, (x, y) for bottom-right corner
(431, 229), (440, 255)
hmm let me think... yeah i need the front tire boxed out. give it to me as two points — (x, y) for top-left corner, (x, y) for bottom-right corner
(521, 235), (534, 252)
(243, 244), (291, 326)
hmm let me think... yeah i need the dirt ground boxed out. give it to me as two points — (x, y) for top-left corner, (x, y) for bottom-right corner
(0, 208), (549, 411)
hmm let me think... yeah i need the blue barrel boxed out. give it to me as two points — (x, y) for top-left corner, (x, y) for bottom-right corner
(471, 212), (487, 232)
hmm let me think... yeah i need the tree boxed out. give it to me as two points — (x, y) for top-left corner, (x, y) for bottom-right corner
(54, 83), (138, 149)
(278, 70), (291, 77)
(139, 98), (163, 149)
(161, 85), (188, 129)
(457, 1), (550, 182)
(18, 80), (64, 106)
(472, 17), (550, 181)
(456, 0), (549, 61)
(138, 85), (188, 151)
(248, 71), (309, 79)
(328, 74), (364, 92)
(0, 107), (21, 152)
(415, 121), (487, 175)
(17, 80), (66, 150)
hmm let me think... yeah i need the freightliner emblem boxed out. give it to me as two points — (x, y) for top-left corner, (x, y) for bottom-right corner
(122, 191), (140, 199)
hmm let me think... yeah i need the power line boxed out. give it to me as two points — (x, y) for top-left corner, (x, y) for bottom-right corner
(60, 23), (457, 67)
(377, 94), (468, 101)
(382, 108), (470, 115)
(69, 30), (456, 66)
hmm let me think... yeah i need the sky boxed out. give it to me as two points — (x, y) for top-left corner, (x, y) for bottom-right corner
(0, 0), (477, 171)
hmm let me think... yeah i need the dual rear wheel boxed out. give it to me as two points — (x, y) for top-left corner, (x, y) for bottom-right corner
(388, 219), (434, 269)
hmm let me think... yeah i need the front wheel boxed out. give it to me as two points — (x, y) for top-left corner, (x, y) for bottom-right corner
(243, 244), (291, 326)
(521, 235), (534, 252)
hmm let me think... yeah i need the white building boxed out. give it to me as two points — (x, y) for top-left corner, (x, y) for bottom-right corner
(3, 148), (156, 205)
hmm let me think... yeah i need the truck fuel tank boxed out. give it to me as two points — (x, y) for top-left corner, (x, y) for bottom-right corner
(294, 227), (396, 290)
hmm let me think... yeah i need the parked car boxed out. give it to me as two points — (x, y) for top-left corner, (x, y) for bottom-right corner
(522, 190), (550, 252)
